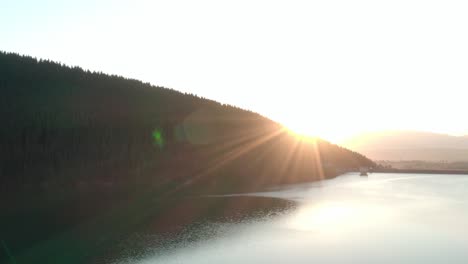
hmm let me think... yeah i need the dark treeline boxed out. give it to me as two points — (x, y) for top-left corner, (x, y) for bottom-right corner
(0, 51), (374, 196)
(0, 51), (375, 263)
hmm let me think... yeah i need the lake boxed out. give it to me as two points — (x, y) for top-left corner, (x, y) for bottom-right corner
(107, 172), (468, 264)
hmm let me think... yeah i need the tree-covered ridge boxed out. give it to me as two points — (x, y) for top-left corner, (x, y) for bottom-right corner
(0, 51), (374, 195)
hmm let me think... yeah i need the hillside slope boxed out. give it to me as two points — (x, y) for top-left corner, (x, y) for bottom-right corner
(0, 51), (374, 196)
(342, 130), (468, 162)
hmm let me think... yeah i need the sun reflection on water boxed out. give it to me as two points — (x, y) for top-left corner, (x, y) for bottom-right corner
(287, 202), (388, 234)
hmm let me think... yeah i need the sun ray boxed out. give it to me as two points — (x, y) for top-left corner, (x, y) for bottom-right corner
(312, 138), (326, 181)
(170, 126), (287, 193)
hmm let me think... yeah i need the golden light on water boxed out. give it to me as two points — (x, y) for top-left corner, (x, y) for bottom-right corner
(289, 203), (355, 232)
(288, 202), (390, 233)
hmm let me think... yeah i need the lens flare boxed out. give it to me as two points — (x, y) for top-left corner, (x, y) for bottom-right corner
(152, 129), (165, 149)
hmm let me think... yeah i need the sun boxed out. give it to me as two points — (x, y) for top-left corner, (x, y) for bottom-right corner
(283, 116), (360, 144)
(273, 107), (367, 144)
(283, 119), (355, 144)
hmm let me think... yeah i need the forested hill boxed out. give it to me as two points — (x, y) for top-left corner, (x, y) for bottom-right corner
(0, 51), (374, 196)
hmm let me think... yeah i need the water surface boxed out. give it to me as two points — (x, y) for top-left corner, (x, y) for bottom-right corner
(110, 172), (468, 264)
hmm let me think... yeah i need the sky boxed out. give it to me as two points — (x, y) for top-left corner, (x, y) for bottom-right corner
(2, 0), (468, 142)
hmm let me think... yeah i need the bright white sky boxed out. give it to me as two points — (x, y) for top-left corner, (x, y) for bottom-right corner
(2, 0), (468, 142)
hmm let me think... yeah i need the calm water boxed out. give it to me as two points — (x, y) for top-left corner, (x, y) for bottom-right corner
(109, 173), (468, 264)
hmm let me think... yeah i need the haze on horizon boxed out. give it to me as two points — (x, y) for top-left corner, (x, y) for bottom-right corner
(3, 0), (468, 142)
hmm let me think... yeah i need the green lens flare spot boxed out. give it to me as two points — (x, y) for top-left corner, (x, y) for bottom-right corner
(152, 129), (165, 149)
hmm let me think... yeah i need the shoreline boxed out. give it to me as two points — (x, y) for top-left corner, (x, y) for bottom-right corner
(373, 168), (468, 175)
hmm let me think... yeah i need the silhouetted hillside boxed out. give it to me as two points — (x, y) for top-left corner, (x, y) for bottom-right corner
(0, 51), (374, 197)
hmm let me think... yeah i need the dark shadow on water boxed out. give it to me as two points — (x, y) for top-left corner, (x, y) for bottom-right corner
(98, 196), (295, 264)
(0, 194), (294, 264)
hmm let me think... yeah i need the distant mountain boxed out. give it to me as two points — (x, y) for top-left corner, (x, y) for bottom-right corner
(0, 51), (374, 197)
(341, 130), (468, 161)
